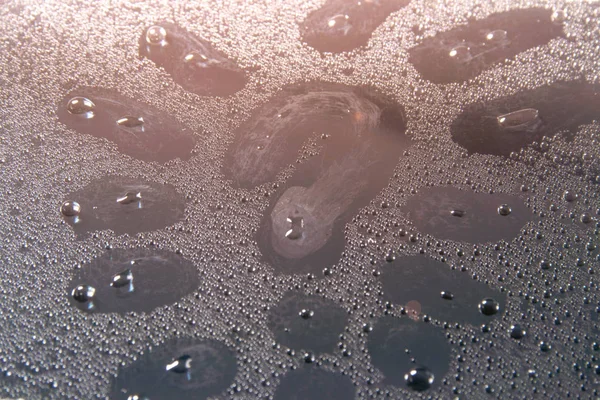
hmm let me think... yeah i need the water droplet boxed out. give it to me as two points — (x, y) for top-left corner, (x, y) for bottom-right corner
(450, 209), (465, 217)
(116, 115), (144, 128)
(497, 108), (541, 131)
(145, 25), (167, 46)
(563, 190), (577, 202)
(60, 200), (81, 217)
(110, 269), (133, 289)
(299, 309), (314, 319)
(440, 291), (454, 300)
(510, 324), (526, 339)
(66, 97), (95, 118)
(116, 191), (142, 205)
(71, 284), (95, 303)
(497, 204), (512, 216)
(485, 29), (508, 43)
(285, 215), (304, 240)
(448, 45), (471, 63)
(479, 298), (500, 316)
(405, 367), (434, 391)
(165, 355), (192, 374)
(551, 9), (567, 24)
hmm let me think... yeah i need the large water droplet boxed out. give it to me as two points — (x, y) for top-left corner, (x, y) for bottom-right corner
(165, 355), (192, 374)
(479, 298), (500, 316)
(60, 200), (81, 217)
(116, 115), (144, 128)
(496, 108), (540, 130)
(145, 25), (167, 46)
(405, 367), (435, 391)
(66, 97), (95, 118)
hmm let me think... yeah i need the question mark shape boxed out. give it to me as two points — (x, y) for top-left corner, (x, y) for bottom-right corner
(224, 82), (409, 275)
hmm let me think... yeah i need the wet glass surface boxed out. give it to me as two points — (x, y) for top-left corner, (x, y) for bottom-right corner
(1, 1), (600, 399)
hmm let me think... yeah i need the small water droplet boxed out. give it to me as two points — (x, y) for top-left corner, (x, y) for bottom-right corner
(61, 201), (81, 217)
(486, 29), (508, 43)
(497, 204), (512, 216)
(116, 116), (144, 128)
(71, 285), (95, 310)
(327, 14), (350, 29)
(285, 216), (305, 240)
(450, 209), (465, 217)
(404, 367), (434, 391)
(145, 25), (167, 46)
(299, 309), (314, 319)
(497, 108), (540, 130)
(165, 354), (192, 373)
(448, 45), (471, 63)
(66, 97), (95, 118)
(551, 9), (567, 24)
(116, 191), (142, 205)
(563, 190), (577, 202)
(441, 291), (454, 300)
(478, 298), (500, 316)
(111, 269), (133, 289)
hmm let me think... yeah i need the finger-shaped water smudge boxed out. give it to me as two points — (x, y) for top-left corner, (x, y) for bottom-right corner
(224, 82), (409, 275)
(68, 248), (198, 314)
(451, 80), (600, 156)
(267, 291), (348, 354)
(401, 186), (530, 243)
(274, 366), (355, 400)
(61, 177), (185, 238)
(379, 255), (505, 325)
(110, 338), (236, 400)
(57, 87), (196, 163)
(367, 316), (450, 390)
(408, 8), (564, 83)
(139, 23), (246, 97)
(300, 0), (410, 53)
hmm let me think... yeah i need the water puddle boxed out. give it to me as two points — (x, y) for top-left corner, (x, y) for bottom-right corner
(409, 8), (564, 83)
(139, 23), (247, 96)
(402, 186), (531, 243)
(451, 80), (600, 156)
(61, 177), (185, 238)
(57, 87), (196, 163)
(68, 248), (199, 313)
(110, 338), (236, 400)
(267, 291), (348, 354)
(301, 0), (410, 53)
(379, 255), (505, 325)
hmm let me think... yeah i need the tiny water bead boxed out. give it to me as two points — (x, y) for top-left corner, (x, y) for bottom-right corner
(60, 200), (81, 217)
(479, 298), (500, 316)
(110, 339), (236, 400)
(68, 248), (198, 314)
(267, 292), (347, 354)
(139, 22), (246, 96)
(409, 8), (564, 83)
(145, 25), (167, 46)
(300, 0), (410, 53)
(404, 367), (435, 392)
(66, 96), (95, 118)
